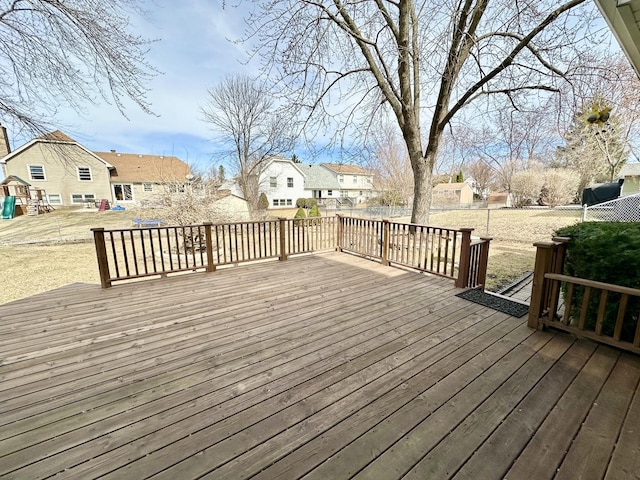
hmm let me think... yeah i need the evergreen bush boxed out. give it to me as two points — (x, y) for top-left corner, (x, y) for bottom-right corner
(296, 198), (318, 209)
(258, 192), (269, 210)
(294, 207), (307, 219)
(308, 204), (320, 217)
(555, 222), (640, 340)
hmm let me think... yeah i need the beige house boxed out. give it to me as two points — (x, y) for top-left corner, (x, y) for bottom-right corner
(432, 182), (474, 206)
(96, 150), (190, 205)
(0, 130), (114, 207)
(0, 129), (190, 207)
(619, 163), (640, 196)
(321, 163), (375, 204)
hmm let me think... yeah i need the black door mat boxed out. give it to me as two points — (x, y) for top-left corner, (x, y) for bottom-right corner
(455, 289), (529, 318)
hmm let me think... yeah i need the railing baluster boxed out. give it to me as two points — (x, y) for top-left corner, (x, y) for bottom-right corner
(595, 290), (609, 336)
(614, 294), (629, 341)
(578, 286), (591, 330)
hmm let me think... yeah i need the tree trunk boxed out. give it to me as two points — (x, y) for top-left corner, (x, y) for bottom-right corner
(411, 159), (432, 224)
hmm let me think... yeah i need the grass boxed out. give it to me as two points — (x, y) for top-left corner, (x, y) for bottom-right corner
(0, 207), (582, 305)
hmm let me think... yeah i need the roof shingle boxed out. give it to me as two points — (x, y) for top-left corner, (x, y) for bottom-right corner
(95, 152), (190, 183)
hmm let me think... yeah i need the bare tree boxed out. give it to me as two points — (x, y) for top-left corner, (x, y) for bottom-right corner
(510, 168), (544, 207)
(366, 124), (414, 206)
(201, 74), (295, 213)
(539, 168), (579, 207)
(244, 0), (597, 223)
(0, 0), (155, 133)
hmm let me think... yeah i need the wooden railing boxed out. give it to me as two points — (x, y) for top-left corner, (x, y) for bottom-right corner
(93, 215), (489, 290)
(528, 237), (640, 354)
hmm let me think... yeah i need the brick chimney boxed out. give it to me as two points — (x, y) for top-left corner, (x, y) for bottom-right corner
(0, 124), (11, 158)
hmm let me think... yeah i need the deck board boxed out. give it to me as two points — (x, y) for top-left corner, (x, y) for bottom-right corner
(0, 252), (639, 479)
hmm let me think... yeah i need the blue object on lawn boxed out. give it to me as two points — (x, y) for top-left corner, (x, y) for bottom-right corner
(132, 218), (164, 228)
(112, 205), (125, 211)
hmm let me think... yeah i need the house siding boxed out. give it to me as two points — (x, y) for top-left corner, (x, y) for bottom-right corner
(261, 160), (306, 207)
(3, 143), (113, 206)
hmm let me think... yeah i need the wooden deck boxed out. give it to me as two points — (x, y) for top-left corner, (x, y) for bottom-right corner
(1, 252), (639, 479)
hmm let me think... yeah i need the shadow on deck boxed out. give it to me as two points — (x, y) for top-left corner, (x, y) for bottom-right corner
(0, 253), (639, 479)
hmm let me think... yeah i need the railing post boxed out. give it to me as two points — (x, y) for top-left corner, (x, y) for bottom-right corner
(528, 242), (557, 329)
(381, 219), (390, 266)
(455, 228), (474, 288)
(279, 217), (288, 261)
(203, 222), (216, 272)
(91, 227), (111, 288)
(476, 237), (492, 291)
(336, 214), (344, 252)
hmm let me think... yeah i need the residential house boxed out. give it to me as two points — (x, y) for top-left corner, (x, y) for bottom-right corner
(298, 164), (341, 204)
(618, 163), (640, 196)
(0, 129), (190, 207)
(0, 130), (114, 207)
(432, 182), (474, 206)
(95, 150), (190, 205)
(321, 163), (375, 204)
(259, 157), (306, 208)
(223, 158), (376, 209)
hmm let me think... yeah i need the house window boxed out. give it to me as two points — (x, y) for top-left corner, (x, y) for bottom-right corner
(353, 176), (357, 183)
(327, 190), (332, 196)
(77, 167), (92, 181)
(359, 191), (363, 195)
(341, 191), (348, 197)
(71, 193), (95, 204)
(287, 177), (293, 188)
(28, 165), (46, 181)
(168, 184), (186, 193)
(280, 199), (286, 205)
(143, 183), (153, 192)
(286, 199), (292, 206)
(47, 194), (62, 205)
(338, 175), (344, 183)
(113, 184), (133, 201)
(273, 199), (279, 206)
(270, 177), (277, 188)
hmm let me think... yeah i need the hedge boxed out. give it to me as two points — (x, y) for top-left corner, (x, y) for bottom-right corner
(555, 222), (640, 341)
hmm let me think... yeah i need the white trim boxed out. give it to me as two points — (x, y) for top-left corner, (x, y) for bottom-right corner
(28, 164), (46, 181)
(112, 183), (134, 202)
(77, 166), (93, 182)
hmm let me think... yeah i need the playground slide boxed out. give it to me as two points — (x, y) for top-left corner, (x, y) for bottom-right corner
(2, 195), (16, 220)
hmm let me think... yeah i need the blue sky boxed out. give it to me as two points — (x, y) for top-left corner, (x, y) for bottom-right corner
(47, 1), (255, 173)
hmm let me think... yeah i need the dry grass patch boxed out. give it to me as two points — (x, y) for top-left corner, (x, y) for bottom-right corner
(0, 243), (99, 304)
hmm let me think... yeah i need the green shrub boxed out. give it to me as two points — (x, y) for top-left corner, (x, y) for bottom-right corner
(555, 222), (640, 340)
(257, 193), (269, 210)
(295, 198), (318, 209)
(294, 207), (307, 219)
(308, 204), (320, 217)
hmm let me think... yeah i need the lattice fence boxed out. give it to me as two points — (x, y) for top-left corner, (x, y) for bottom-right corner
(583, 193), (640, 222)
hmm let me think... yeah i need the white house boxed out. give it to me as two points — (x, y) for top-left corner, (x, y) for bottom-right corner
(260, 157), (306, 208)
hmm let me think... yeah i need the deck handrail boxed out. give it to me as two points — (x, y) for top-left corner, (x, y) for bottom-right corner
(93, 215), (489, 289)
(528, 238), (640, 354)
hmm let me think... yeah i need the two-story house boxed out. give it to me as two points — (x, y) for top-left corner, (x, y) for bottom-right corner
(0, 129), (190, 208)
(260, 157), (306, 208)
(320, 163), (376, 204)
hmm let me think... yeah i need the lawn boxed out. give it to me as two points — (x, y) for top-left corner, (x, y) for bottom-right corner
(0, 207), (581, 305)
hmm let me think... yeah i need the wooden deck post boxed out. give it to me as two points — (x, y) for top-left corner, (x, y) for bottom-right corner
(528, 241), (556, 329)
(203, 222), (216, 272)
(455, 228), (474, 288)
(381, 219), (390, 266)
(91, 228), (111, 288)
(476, 237), (492, 291)
(336, 214), (344, 252)
(278, 217), (288, 261)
